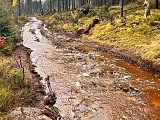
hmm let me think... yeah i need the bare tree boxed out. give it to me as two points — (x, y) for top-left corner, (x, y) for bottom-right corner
(14, 48), (26, 81)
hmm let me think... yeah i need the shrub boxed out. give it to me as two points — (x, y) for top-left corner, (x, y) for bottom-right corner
(0, 3), (21, 55)
(0, 88), (10, 113)
(0, 44), (14, 55)
(8, 70), (28, 89)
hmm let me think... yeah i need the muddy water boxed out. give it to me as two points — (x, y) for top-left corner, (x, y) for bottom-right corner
(22, 17), (160, 120)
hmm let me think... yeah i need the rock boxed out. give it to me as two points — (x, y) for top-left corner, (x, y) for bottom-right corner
(29, 28), (35, 34)
(8, 107), (60, 120)
(116, 82), (130, 92)
(35, 37), (40, 42)
(8, 107), (43, 120)
(38, 115), (52, 120)
(82, 73), (90, 77)
(75, 81), (81, 87)
(43, 92), (57, 106)
(123, 75), (130, 79)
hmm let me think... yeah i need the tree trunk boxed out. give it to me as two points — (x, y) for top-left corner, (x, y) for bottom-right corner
(39, 0), (42, 9)
(72, 0), (75, 10)
(50, 0), (52, 13)
(62, 0), (65, 11)
(18, 0), (21, 16)
(73, 0), (75, 10)
(58, 0), (61, 12)
(68, 0), (70, 10)
(120, 0), (124, 17)
(156, 0), (159, 9)
(66, 0), (68, 11)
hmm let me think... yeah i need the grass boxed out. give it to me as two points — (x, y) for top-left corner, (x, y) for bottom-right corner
(88, 9), (160, 65)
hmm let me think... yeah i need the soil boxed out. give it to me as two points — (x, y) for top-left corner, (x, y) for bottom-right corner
(9, 45), (60, 120)
(11, 45), (45, 101)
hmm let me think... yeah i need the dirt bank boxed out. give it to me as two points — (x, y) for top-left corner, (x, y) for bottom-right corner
(11, 45), (45, 101)
(8, 44), (60, 120)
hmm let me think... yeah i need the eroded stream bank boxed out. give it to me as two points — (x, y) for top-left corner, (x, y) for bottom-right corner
(22, 17), (160, 120)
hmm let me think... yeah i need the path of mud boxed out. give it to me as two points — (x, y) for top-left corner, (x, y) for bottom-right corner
(22, 17), (160, 120)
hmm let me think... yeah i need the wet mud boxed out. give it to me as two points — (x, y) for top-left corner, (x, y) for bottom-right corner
(22, 17), (160, 120)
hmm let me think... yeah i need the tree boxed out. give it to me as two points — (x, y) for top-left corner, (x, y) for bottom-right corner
(65, 0), (68, 11)
(155, 0), (159, 9)
(58, 0), (61, 12)
(120, 0), (124, 17)
(18, 0), (21, 16)
(49, 0), (53, 13)
(144, 0), (150, 19)
(39, 0), (42, 10)
(25, 0), (33, 14)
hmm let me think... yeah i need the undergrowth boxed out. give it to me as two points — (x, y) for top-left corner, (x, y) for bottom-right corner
(0, 58), (35, 117)
(0, 1), (33, 118)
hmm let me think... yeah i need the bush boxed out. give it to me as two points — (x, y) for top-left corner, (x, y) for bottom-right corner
(0, 3), (21, 55)
(0, 88), (10, 113)
(8, 70), (28, 89)
(52, 12), (60, 20)
(0, 44), (14, 55)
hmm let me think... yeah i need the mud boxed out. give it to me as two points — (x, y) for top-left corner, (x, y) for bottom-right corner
(10, 44), (60, 120)
(22, 17), (160, 120)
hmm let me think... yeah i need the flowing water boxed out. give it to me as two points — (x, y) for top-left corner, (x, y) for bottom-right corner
(22, 17), (160, 120)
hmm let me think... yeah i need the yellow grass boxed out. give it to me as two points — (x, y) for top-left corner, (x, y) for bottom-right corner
(88, 9), (160, 65)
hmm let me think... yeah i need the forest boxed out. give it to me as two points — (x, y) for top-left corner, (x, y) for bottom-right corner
(0, 0), (160, 119)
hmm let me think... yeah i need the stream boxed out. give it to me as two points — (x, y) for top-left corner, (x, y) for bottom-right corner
(22, 17), (160, 120)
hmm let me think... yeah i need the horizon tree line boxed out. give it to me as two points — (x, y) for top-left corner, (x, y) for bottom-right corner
(6, 0), (160, 16)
